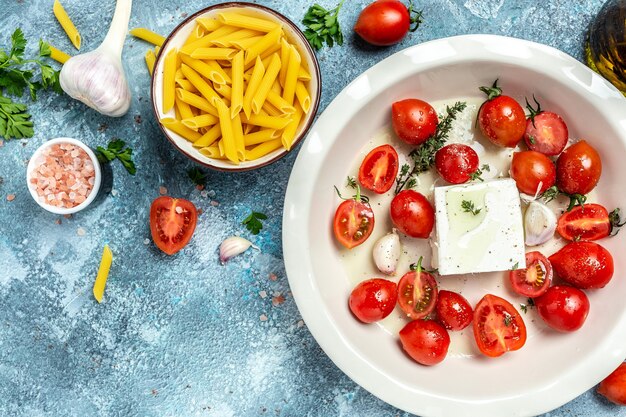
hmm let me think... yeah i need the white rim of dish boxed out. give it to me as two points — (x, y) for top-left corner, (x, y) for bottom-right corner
(26, 137), (102, 215)
(283, 34), (626, 417)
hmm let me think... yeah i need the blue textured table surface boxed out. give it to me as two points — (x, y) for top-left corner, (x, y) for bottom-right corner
(0, 0), (624, 416)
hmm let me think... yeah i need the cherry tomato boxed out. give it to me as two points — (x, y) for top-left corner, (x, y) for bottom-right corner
(524, 112), (569, 156)
(534, 286), (590, 332)
(390, 190), (434, 238)
(548, 241), (614, 289)
(391, 99), (438, 146)
(556, 140), (602, 195)
(557, 203), (610, 241)
(473, 294), (527, 357)
(434, 144), (479, 184)
(150, 196), (198, 255)
(354, 0), (414, 46)
(435, 290), (473, 331)
(333, 196), (375, 249)
(598, 363), (626, 405)
(397, 267), (438, 320)
(399, 319), (450, 366)
(510, 151), (556, 195)
(349, 278), (398, 323)
(509, 251), (552, 298)
(478, 82), (526, 148)
(358, 145), (399, 194)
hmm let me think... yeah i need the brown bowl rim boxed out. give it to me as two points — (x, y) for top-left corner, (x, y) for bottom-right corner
(150, 2), (322, 172)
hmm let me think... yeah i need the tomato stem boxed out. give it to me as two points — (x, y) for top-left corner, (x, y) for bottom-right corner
(478, 79), (502, 101)
(407, 1), (424, 32)
(525, 95), (543, 128)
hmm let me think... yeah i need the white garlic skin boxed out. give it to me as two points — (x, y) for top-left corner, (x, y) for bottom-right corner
(524, 201), (557, 246)
(219, 236), (258, 264)
(372, 230), (402, 275)
(60, 50), (131, 117)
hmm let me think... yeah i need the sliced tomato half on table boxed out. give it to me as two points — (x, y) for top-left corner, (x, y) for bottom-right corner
(358, 144), (399, 194)
(473, 294), (527, 357)
(150, 196), (198, 255)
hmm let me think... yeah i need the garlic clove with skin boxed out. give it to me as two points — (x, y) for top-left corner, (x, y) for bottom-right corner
(60, 0), (132, 117)
(219, 236), (259, 264)
(524, 201), (557, 246)
(372, 229), (402, 275)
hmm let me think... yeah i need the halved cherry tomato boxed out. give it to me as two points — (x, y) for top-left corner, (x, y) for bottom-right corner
(354, 0), (418, 46)
(510, 151), (556, 195)
(478, 81), (526, 148)
(557, 203), (610, 242)
(358, 145), (399, 194)
(524, 112), (569, 156)
(150, 196), (198, 255)
(391, 99), (438, 146)
(473, 294), (527, 357)
(333, 194), (375, 249)
(390, 190), (434, 238)
(548, 241), (614, 289)
(399, 319), (450, 366)
(435, 290), (473, 331)
(556, 140), (602, 195)
(349, 278), (398, 323)
(598, 363), (626, 405)
(534, 286), (589, 332)
(435, 144), (479, 184)
(509, 251), (552, 298)
(397, 266), (438, 320)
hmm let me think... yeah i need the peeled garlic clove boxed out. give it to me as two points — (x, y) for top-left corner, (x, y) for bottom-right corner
(524, 201), (557, 246)
(60, 0), (132, 117)
(372, 229), (402, 275)
(219, 236), (258, 264)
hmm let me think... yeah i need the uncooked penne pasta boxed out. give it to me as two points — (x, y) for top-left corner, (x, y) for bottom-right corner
(244, 114), (292, 130)
(243, 56), (265, 118)
(180, 25), (238, 55)
(298, 67), (311, 81)
(232, 113), (245, 160)
(214, 83), (232, 100)
(179, 55), (224, 86)
(196, 17), (222, 32)
(48, 44), (71, 64)
(246, 139), (283, 160)
(282, 45), (301, 105)
(194, 124), (222, 148)
(212, 28), (261, 47)
(262, 101), (283, 117)
(267, 90), (295, 114)
(230, 50), (244, 117)
(176, 97), (195, 120)
(199, 146), (224, 158)
(245, 27), (282, 65)
(183, 24), (207, 47)
(53, 0), (81, 50)
(176, 89), (218, 116)
(217, 12), (279, 33)
(175, 78), (199, 94)
(180, 63), (222, 105)
(215, 99), (238, 164)
(182, 114), (219, 129)
(279, 38), (290, 87)
(145, 49), (156, 75)
(130, 28), (166, 47)
(282, 105), (304, 150)
(207, 60), (231, 84)
(190, 47), (237, 60)
(161, 117), (202, 142)
(229, 36), (263, 50)
(295, 81), (311, 113)
(252, 53), (281, 114)
(244, 129), (278, 146)
(162, 48), (178, 113)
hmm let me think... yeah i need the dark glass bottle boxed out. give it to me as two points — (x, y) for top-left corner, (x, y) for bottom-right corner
(587, 0), (626, 94)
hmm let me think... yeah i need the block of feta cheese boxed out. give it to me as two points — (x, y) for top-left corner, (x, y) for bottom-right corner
(432, 178), (526, 275)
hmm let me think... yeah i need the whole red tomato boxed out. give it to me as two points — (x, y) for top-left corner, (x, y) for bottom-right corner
(435, 290), (473, 331)
(556, 140), (602, 195)
(599, 363), (626, 405)
(391, 99), (438, 146)
(399, 319), (450, 366)
(534, 286), (589, 332)
(548, 241), (614, 289)
(478, 81), (526, 148)
(354, 0), (420, 46)
(390, 190), (435, 238)
(435, 144), (480, 184)
(349, 278), (398, 323)
(510, 151), (556, 195)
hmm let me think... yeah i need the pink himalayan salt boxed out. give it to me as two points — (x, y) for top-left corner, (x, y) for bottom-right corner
(30, 143), (95, 209)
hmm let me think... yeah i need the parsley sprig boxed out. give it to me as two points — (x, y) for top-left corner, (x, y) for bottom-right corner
(469, 163), (490, 182)
(609, 208), (626, 236)
(0, 29), (61, 139)
(302, 1), (344, 50)
(96, 139), (136, 175)
(395, 101), (467, 194)
(243, 211), (268, 235)
(188, 167), (207, 187)
(461, 199), (481, 216)
(542, 185), (587, 211)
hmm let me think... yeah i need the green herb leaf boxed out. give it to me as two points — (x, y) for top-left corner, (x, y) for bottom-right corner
(96, 138), (136, 175)
(188, 167), (207, 187)
(520, 304), (528, 314)
(503, 315), (512, 327)
(10, 28), (26, 59)
(511, 262), (519, 270)
(346, 176), (357, 189)
(461, 199), (481, 216)
(302, 1), (344, 50)
(242, 211), (268, 235)
(609, 208), (626, 236)
(0, 95), (33, 139)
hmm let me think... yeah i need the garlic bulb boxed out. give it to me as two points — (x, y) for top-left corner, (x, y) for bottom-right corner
(524, 201), (557, 246)
(60, 0), (132, 117)
(219, 236), (258, 264)
(372, 229), (402, 275)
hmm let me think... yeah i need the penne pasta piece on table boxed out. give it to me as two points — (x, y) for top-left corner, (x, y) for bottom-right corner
(48, 44), (71, 64)
(162, 48), (178, 113)
(246, 139), (283, 160)
(252, 53), (281, 114)
(217, 12), (280, 32)
(145, 49), (156, 75)
(130, 28), (165, 46)
(53, 0), (81, 50)
(161, 117), (203, 142)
